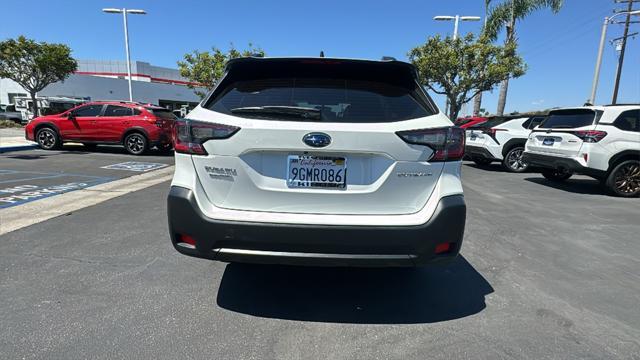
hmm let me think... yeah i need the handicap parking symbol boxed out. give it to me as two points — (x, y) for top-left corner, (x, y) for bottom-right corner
(101, 162), (168, 172)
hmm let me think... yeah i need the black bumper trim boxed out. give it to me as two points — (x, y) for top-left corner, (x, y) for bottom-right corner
(465, 145), (497, 160)
(523, 152), (606, 178)
(167, 187), (466, 267)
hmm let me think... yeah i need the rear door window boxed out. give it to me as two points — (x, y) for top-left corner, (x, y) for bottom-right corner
(523, 116), (546, 129)
(540, 109), (598, 129)
(73, 104), (103, 117)
(612, 110), (640, 132)
(103, 105), (133, 117)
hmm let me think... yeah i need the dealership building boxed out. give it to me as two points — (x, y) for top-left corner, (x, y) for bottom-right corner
(0, 59), (204, 110)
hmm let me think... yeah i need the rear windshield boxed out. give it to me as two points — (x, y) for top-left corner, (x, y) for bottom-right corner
(146, 108), (177, 120)
(205, 60), (435, 123)
(540, 109), (597, 129)
(456, 118), (474, 126)
(469, 118), (509, 129)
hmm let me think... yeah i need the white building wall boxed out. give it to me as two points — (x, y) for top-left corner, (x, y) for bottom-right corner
(0, 78), (28, 105)
(38, 74), (203, 105)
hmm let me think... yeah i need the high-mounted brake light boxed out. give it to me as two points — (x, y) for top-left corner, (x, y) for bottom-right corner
(173, 119), (240, 155)
(573, 130), (607, 143)
(396, 127), (465, 162)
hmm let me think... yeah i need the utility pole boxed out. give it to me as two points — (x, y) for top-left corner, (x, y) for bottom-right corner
(612, 0), (639, 104)
(588, 6), (640, 105)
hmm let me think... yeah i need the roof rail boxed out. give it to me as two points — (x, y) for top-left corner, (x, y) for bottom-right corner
(381, 56), (397, 61)
(603, 103), (640, 107)
(92, 100), (159, 107)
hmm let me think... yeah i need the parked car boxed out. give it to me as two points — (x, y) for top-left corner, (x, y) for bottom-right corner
(167, 56), (466, 267)
(465, 115), (546, 172)
(13, 96), (86, 122)
(0, 104), (24, 124)
(455, 116), (488, 129)
(25, 101), (176, 155)
(523, 105), (640, 197)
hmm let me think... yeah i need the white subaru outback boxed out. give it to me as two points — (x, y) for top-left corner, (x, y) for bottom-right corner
(523, 105), (640, 197)
(167, 57), (466, 266)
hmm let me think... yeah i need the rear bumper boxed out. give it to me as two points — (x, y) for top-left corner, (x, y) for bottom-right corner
(149, 131), (172, 147)
(465, 145), (498, 160)
(523, 152), (606, 178)
(167, 186), (466, 267)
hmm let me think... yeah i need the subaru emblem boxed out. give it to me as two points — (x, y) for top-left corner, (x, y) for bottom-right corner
(302, 133), (331, 148)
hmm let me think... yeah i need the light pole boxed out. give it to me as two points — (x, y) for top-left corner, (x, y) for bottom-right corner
(588, 10), (640, 105)
(433, 15), (481, 116)
(102, 8), (147, 102)
(434, 15), (482, 40)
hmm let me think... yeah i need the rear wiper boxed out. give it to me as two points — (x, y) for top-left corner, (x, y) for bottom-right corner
(230, 106), (321, 120)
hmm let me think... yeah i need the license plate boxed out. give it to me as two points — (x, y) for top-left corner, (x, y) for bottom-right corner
(287, 155), (347, 189)
(542, 138), (555, 146)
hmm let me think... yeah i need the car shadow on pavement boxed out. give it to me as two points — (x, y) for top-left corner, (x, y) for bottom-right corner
(463, 162), (505, 172)
(524, 177), (606, 195)
(216, 256), (493, 324)
(56, 144), (174, 157)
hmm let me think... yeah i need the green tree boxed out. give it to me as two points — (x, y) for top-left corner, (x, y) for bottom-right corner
(484, 0), (563, 115)
(178, 44), (264, 98)
(409, 33), (526, 120)
(0, 36), (77, 118)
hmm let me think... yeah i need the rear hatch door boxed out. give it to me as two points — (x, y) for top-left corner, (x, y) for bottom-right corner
(528, 108), (601, 157)
(189, 58), (446, 215)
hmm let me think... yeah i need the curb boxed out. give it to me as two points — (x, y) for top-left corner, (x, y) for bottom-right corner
(0, 144), (39, 153)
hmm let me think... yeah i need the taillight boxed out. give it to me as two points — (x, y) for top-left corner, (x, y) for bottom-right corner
(173, 119), (240, 155)
(573, 130), (607, 143)
(396, 127), (465, 162)
(481, 128), (507, 137)
(481, 128), (507, 144)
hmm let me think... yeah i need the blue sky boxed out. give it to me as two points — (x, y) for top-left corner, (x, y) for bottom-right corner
(1, 0), (639, 114)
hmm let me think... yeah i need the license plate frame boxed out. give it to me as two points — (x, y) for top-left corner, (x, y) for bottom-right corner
(286, 155), (347, 189)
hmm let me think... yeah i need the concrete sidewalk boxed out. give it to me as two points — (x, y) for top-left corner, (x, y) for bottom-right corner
(0, 127), (37, 152)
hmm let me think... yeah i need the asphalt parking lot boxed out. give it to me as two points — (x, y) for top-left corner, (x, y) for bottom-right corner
(0, 146), (173, 209)
(0, 150), (639, 359)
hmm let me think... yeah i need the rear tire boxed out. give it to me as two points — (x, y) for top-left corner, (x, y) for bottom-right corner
(605, 160), (640, 197)
(541, 169), (572, 182)
(502, 146), (528, 173)
(124, 132), (148, 155)
(36, 127), (61, 150)
(472, 158), (493, 166)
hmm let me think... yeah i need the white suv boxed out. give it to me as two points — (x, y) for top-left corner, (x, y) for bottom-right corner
(523, 105), (640, 197)
(167, 57), (466, 267)
(465, 116), (546, 172)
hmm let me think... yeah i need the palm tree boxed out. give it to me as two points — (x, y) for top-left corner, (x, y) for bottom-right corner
(485, 0), (563, 115)
(473, 0), (492, 116)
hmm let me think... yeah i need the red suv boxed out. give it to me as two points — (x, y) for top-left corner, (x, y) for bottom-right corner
(25, 101), (175, 155)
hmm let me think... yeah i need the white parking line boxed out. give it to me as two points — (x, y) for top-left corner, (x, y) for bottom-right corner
(0, 166), (174, 236)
